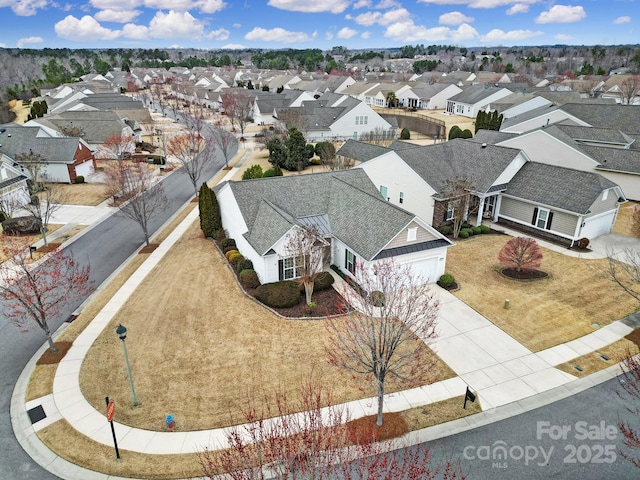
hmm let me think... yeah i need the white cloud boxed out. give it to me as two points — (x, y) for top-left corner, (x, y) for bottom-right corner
(233, 23), (241, 28)
(326, 31), (334, 40)
(614, 16), (631, 25)
(267, 0), (350, 14)
(417, 0), (538, 8)
(245, 27), (311, 43)
(353, 0), (370, 7)
(337, 26), (358, 38)
(55, 15), (121, 40)
(535, 5), (586, 24)
(555, 33), (572, 41)
(506, 3), (528, 15)
(197, 0), (226, 13)
(12, 0), (48, 16)
(206, 27), (230, 40)
(385, 20), (478, 42)
(90, 1), (140, 9)
(351, 7), (411, 26)
(148, 10), (205, 38)
(94, 9), (142, 22)
(361, 31), (371, 38)
(481, 28), (543, 42)
(439, 11), (474, 25)
(0, 43), (7, 48)
(375, 0), (400, 8)
(17, 36), (44, 48)
(221, 43), (246, 49)
(121, 22), (149, 39)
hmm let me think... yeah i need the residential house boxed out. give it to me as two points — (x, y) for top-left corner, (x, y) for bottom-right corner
(0, 153), (30, 214)
(215, 169), (452, 285)
(342, 137), (623, 246)
(445, 85), (513, 117)
(411, 83), (462, 110)
(0, 123), (96, 183)
(275, 94), (396, 141)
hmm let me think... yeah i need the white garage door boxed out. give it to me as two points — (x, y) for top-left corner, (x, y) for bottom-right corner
(406, 257), (439, 284)
(580, 211), (616, 240)
(74, 160), (94, 178)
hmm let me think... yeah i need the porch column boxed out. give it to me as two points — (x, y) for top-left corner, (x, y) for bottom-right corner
(476, 196), (486, 227)
(493, 196), (502, 222)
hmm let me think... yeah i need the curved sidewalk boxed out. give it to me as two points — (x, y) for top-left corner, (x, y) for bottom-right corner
(11, 195), (640, 478)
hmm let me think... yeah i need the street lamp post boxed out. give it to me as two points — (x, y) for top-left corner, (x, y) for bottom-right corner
(115, 324), (138, 407)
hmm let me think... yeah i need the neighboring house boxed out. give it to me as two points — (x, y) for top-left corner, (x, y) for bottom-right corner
(342, 137), (624, 245)
(275, 94), (396, 141)
(445, 85), (512, 117)
(215, 169), (452, 285)
(252, 90), (314, 125)
(0, 153), (30, 214)
(411, 83), (462, 110)
(500, 162), (625, 243)
(351, 139), (528, 229)
(0, 123), (96, 183)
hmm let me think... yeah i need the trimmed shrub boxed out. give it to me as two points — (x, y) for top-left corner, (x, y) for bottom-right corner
(458, 230), (470, 239)
(369, 290), (385, 307)
(239, 269), (261, 289)
(437, 273), (456, 289)
(309, 157), (322, 166)
(460, 228), (474, 237)
(225, 249), (239, 261)
(578, 237), (590, 249)
(228, 252), (244, 266)
(255, 281), (301, 308)
(242, 164), (263, 180)
(479, 224), (491, 234)
(215, 229), (227, 242)
(221, 238), (236, 250)
(223, 245), (237, 254)
(74, 175), (85, 184)
(236, 258), (254, 273)
(305, 144), (315, 159)
(262, 168), (277, 177)
(400, 128), (410, 140)
(471, 226), (482, 235)
(439, 225), (453, 236)
(314, 271), (335, 291)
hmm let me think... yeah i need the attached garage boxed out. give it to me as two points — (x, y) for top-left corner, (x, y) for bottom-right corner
(74, 159), (95, 178)
(579, 210), (617, 240)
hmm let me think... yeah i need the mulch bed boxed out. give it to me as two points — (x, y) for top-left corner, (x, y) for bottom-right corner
(36, 341), (72, 365)
(501, 268), (549, 280)
(37, 243), (62, 254)
(626, 329), (640, 348)
(346, 412), (408, 444)
(271, 288), (350, 318)
(139, 243), (160, 254)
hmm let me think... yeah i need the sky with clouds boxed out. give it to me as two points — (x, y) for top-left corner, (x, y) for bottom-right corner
(0, 1), (636, 51)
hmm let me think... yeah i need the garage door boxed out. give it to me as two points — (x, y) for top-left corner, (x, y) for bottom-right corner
(74, 160), (94, 178)
(406, 257), (439, 284)
(580, 211), (616, 240)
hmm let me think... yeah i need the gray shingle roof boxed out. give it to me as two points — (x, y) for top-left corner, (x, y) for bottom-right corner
(220, 169), (428, 260)
(553, 124), (638, 147)
(471, 130), (519, 144)
(448, 85), (510, 104)
(584, 146), (640, 175)
(336, 139), (390, 162)
(560, 103), (640, 135)
(505, 162), (618, 214)
(0, 124), (81, 164)
(393, 139), (522, 194)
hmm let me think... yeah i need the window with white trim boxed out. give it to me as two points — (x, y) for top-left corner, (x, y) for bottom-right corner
(446, 201), (455, 221)
(407, 227), (417, 241)
(380, 185), (388, 200)
(345, 249), (356, 275)
(535, 208), (549, 229)
(355, 115), (368, 125)
(282, 256), (302, 280)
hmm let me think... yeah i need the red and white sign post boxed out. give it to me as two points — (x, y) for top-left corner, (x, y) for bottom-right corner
(105, 396), (120, 459)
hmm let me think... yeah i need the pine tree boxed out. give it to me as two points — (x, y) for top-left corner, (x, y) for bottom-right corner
(198, 183), (213, 237)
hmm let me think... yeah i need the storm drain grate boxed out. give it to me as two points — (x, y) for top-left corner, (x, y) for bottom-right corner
(27, 405), (46, 424)
(574, 366), (584, 372)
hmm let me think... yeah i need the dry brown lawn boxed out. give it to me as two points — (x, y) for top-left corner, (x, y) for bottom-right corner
(613, 201), (639, 236)
(9, 99), (30, 124)
(446, 234), (639, 352)
(79, 220), (455, 431)
(49, 183), (110, 206)
(231, 147), (334, 182)
(555, 338), (639, 377)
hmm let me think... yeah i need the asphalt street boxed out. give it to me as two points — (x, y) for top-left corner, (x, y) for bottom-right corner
(0, 111), (234, 480)
(418, 375), (638, 479)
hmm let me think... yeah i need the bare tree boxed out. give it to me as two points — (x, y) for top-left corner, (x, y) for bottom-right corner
(104, 161), (167, 247)
(222, 89), (254, 137)
(0, 188), (29, 218)
(276, 108), (306, 131)
(210, 126), (237, 169)
(15, 151), (47, 192)
(606, 248), (640, 303)
(21, 184), (64, 246)
(359, 126), (396, 145)
(167, 115), (214, 197)
(197, 379), (464, 480)
(282, 225), (326, 305)
(619, 75), (640, 105)
(0, 236), (91, 353)
(439, 177), (477, 239)
(326, 258), (439, 426)
(101, 133), (136, 161)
